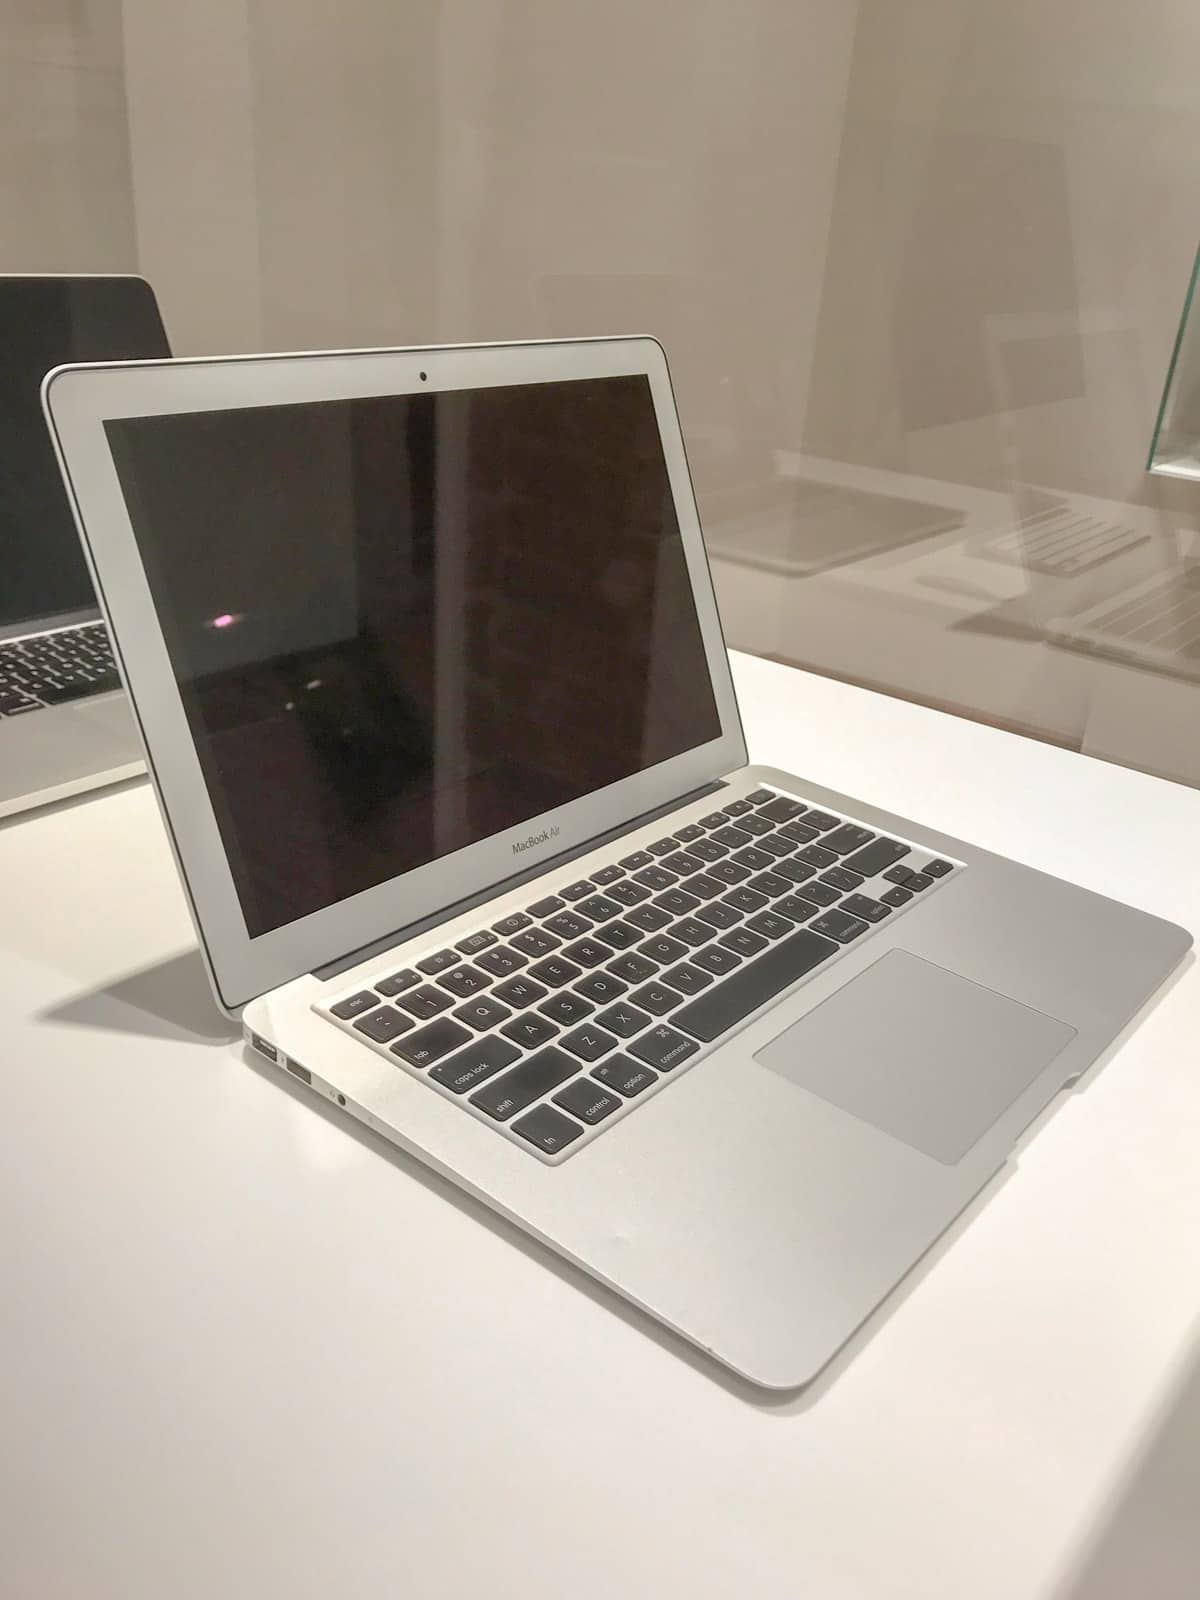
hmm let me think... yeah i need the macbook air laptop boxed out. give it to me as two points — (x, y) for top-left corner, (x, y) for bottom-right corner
(43, 338), (1191, 1388)
(0, 274), (171, 818)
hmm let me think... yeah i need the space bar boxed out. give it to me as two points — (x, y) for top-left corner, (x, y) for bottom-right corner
(673, 928), (839, 1043)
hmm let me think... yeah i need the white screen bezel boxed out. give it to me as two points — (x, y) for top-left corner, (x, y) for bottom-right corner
(43, 337), (746, 1012)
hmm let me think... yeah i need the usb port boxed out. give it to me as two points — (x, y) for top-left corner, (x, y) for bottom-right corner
(285, 1059), (312, 1085)
(249, 1033), (277, 1062)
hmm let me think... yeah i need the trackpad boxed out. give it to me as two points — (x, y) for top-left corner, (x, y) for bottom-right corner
(754, 951), (1076, 1164)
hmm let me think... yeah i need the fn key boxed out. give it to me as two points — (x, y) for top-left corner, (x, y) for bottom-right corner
(511, 1104), (584, 1154)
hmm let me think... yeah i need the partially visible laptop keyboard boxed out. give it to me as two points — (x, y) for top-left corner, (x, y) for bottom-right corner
(0, 622), (120, 717)
(316, 785), (961, 1162)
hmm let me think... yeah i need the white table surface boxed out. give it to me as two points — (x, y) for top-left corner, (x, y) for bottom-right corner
(3, 651), (1199, 1600)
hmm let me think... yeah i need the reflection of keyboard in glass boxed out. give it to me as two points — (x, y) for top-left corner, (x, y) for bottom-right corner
(977, 505), (1148, 577)
(316, 785), (961, 1163)
(0, 622), (120, 717)
(1069, 572), (1200, 660)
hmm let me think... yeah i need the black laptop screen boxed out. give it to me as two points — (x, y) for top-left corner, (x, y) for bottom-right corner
(104, 375), (722, 936)
(0, 277), (170, 630)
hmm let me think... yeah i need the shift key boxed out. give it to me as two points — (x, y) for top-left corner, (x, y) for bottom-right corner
(470, 1046), (578, 1121)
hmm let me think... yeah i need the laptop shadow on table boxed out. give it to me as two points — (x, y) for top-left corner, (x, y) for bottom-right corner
(42, 948), (239, 1045)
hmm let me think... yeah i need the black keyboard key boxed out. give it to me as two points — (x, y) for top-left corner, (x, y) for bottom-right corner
(790, 880), (838, 907)
(692, 944), (742, 976)
(758, 834), (797, 860)
(641, 934), (689, 966)
(512, 1105), (585, 1154)
(809, 909), (869, 942)
(607, 951), (659, 983)
(417, 949), (458, 975)
(437, 965), (491, 999)
(455, 930), (497, 956)
(840, 894), (890, 923)
(671, 918), (713, 947)
(544, 911), (592, 940)
(529, 955), (583, 988)
(924, 858), (954, 877)
(661, 962), (712, 995)
(724, 798), (752, 817)
(493, 912), (532, 936)
(882, 865), (915, 885)
(592, 1056), (658, 1097)
(654, 888), (699, 917)
(775, 895), (819, 923)
(573, 970), (629, 1005)
(564, 938), (611, 969)
(595, 919), (642, 950)
(471, 1047), (578, 1120)
(757, 796), (805, 823)
(628, 1026), (698, 1072)
(331, 991), (380, 1020)
(392, 1017), (474, 1067)
(476, 946), (527, 978)
(674, 823), (704, 842)
(647, 837), (678, 856)
(723, 886), (767, 914)
(681, 872), (723, 900)
(798, 844), (837, 869)
(696, 900), (741, 930)
(626, 903), (671, 933)
(374, 969), (420, 997)
(501, 1012), (559, 1049)
(596, 1001), (651, 1037)
(630, 981), (684, 1016)
(662, 850), (703, 876)
(821, 867), (863, 892)
(841, 838), (910, 877)
(607, 880), (650, 906)
(561, 1024), (618, 1062)
(675, 927), (838, 1042)
(712, 824), (753, 849)
(528, 895), (565, 918)
(746, 788), (775, 804)
(733, 845), (773, 872)
(553, 1080), (621, 1124)
(431, 1035), (521, 1093)
(591, 864), (624, 886)
(619, 850), (654, 870)
(708, 859), (750, 885)
(576, 895), (622, 923)
(511, 927), (562, 957)
(821, 823), (875, 856)
(493, 975), (548, 1008)
(746, 911), (793, 941)
(634, 865), (677, 892)
(720, 927), (768, 958)
(779, 820), (820, 845)
(699, 810), (729, 827)
(559, 879), (594, 901)
(748, 871), (789, 898)
(353, 1007), (412, 1044)
(737, 813), (773, 837)
(540, 991), (594, 1025)
(906, 872), (934, 891)
(453, 995), (513, 1031)
(397, 985), (455, 1019)
(687, 837), (727, 863)
(881, 886), (913, 907)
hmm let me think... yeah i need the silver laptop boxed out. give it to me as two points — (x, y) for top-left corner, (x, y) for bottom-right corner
(43, 338), (1191, 1389)
(0, 275), (171, 818)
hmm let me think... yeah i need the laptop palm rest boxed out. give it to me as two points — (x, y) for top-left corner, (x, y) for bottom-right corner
(754, 950), (1077, 1164)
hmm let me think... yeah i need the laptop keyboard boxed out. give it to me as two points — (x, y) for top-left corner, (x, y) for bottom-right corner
(0, 622), (120, 717)
(316, 785), (961, 1162)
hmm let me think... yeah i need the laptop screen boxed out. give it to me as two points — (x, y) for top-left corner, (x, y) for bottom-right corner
(104, 374), (722, 937)
(0, 277), (170, 631)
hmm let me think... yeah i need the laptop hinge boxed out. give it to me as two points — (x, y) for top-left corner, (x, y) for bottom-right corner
(312, 777), (729, 983)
